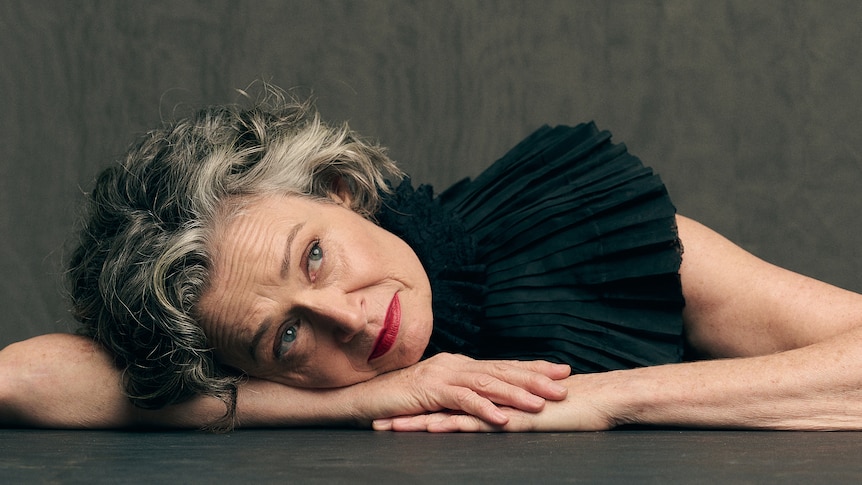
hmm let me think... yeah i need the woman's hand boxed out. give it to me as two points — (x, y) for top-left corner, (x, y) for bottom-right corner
(346, 353), (570, 427)
(371, 373), (617, 432)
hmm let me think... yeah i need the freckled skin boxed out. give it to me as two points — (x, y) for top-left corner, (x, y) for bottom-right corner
(197, 194), (434, 388)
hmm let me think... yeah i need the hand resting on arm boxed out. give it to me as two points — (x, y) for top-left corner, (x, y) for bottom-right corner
(0, 333), (569, 429)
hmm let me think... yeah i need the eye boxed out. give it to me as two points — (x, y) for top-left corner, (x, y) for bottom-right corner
(278, 323), (299, 357)
(307, 241), (323, 280)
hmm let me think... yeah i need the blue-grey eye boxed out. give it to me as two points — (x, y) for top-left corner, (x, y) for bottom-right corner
(282, 325), (298, 345)
(308, 241), (323, 274)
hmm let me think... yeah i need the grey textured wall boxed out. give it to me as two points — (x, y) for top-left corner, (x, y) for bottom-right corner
(2, 0), (862, 348)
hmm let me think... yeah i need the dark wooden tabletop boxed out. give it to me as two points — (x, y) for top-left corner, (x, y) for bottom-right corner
(2, 429), (860, 483)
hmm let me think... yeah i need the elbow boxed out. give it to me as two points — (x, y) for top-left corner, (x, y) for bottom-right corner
(0, 334), (132, 429)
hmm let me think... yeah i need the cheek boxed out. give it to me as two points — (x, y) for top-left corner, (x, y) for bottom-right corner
(403, 296), (434, 361)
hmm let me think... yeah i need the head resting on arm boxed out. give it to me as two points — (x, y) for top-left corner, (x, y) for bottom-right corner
(67, 88), (403, 425)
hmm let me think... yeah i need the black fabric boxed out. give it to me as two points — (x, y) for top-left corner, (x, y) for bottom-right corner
(376, 123), (685, 373)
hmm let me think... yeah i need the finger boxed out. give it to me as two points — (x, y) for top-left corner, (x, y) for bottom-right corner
(372, 418), (393, 431)
(491, 361), (570, 400)
(455, 366), (570, 411)
(427, 354), (570, 400)
(387, 413), (499, 433)
(456, 372), (547, 412)
(436, 385), (510, 424)
(391, 414), (449, 432)
(509, 360), (572, 380)
(427, 414), (498, 433)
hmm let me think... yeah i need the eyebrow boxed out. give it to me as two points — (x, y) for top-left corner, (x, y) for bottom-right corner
(280, 222), (305, 279)
(247, 221), (305, 364)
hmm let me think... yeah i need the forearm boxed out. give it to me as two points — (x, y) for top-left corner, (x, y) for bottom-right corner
(607, 328), (862, 430)
(0, 334), (371, 430)
(227, 379), (364, 428)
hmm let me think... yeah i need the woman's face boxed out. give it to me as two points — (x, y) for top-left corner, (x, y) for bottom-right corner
(197, 193), (434, 388)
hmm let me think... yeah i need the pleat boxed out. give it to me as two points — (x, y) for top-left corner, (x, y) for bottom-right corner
(436, 123), (686, 371)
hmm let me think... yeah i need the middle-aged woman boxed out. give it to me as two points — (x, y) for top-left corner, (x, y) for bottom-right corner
(2, 91), (862, 431)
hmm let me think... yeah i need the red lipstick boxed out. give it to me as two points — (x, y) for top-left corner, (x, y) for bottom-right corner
(369, 293), (401, 361)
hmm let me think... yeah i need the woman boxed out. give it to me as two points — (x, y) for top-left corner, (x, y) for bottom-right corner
(3, 91), (862, 431)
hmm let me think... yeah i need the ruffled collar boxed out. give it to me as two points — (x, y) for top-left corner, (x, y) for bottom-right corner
(374, 180), (485, 358)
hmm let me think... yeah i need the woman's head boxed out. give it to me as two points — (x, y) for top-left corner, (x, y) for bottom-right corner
(197, 192), (433, 388)
(68, 89), (412, 420)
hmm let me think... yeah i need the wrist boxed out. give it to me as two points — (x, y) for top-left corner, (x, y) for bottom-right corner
(605, 364), (719, 429)
(583, 370), (649, 429)
(338, 382), (376, 427)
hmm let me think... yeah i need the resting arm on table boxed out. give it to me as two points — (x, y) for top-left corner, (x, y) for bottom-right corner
(375, 215), (862, 432)
(0, 333), (569, 429)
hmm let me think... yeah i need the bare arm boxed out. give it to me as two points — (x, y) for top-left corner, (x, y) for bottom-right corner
(632, 214), (862, 429)
(0, 334), (139, 428)
(0, 333), (569, 429)
(378, 336), (862, 432)
(376, 215), (862, 431)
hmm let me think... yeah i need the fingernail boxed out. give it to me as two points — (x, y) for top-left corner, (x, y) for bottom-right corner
(372, 419), (392, 430)
(492, 409), (508, 423)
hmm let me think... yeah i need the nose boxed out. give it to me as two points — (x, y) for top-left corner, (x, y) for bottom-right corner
(300, 290), (366, 343)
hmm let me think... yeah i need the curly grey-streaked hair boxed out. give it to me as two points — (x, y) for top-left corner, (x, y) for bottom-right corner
(68, 89), (402, 428)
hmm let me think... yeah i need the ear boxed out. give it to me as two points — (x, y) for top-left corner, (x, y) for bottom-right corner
(328, 177), (354, 207)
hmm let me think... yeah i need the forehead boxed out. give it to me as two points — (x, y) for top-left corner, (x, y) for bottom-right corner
(211, 194), (294, 240)
(207, 193), (328, 261)
(197, 196), (302, 356)
(205, 201), (277, 286)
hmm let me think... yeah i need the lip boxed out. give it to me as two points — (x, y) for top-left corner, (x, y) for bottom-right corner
(368, 293), (401, 361)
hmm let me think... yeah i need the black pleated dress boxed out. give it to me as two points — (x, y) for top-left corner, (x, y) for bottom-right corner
(375, 123), (686, 373)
